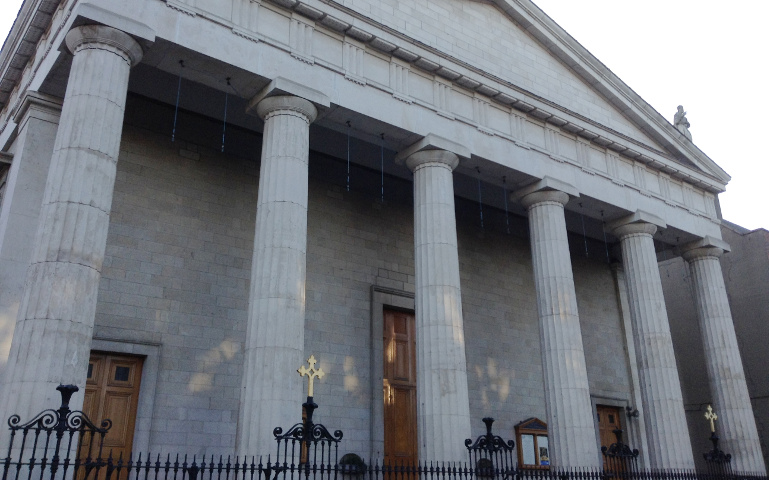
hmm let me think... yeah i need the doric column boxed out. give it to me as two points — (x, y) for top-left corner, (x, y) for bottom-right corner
(0, 92), (61, 374)
(405, 148), (471, 462)
(681, 237), (766, 474)
(514, 177), (600, 468)
(609, 212), (695, 469)
(237, 94), (318, 455)
(0, 26), (143, 424)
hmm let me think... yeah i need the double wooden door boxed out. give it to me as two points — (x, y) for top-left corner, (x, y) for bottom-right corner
(383, 310), (417, 466)
(83, 353), (144, 462)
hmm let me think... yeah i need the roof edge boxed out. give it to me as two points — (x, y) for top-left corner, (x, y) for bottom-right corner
(493, 0), (731, 185)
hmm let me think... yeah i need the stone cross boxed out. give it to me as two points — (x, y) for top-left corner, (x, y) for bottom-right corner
(298, 355), (324, 397)
(705, 404), (718, 433)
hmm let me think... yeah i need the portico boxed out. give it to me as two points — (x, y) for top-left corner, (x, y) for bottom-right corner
(0, 0), (764, 473)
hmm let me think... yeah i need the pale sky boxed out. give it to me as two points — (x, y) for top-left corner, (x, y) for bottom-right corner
(1, 0), (766, 230)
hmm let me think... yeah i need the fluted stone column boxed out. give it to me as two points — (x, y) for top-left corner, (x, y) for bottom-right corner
(405, 149), (471, 462)
(515, 178), (600, 468)
(0, 25), (143, 425)
(609, 212), (695, 469)
(0, 92), (61, 374)
(237, 95), (317, 455)
(682, 238), (766, 474)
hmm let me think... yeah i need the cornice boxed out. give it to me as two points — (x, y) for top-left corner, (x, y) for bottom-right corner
(498, 0), (729, 184)
(0, 151), (12, 165)
(0, 0), (64, 112)
(261, 0), (726, 193)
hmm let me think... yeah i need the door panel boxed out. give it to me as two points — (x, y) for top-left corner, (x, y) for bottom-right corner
(84, 353), (144, 461)
(383, 310), (417, 465)
(597, 405), (623, 470)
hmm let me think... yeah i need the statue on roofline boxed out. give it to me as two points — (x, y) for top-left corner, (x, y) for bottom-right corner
(674, 105), (692, 141)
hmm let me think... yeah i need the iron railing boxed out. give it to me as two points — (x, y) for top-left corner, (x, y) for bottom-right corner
(2, 385), (761, 480)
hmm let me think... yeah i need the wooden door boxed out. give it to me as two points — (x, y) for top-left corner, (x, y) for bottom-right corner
(596, 405), (622, 469)
(383, 310), (417, 466)
(83, 353), (144, 463)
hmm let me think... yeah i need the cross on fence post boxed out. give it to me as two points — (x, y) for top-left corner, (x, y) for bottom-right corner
(298, 355), (324, 398)
(705, 405), (718, 433)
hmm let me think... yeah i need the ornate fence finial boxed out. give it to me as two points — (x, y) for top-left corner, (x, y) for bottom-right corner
(298, 355), (325, 397)
(704, 405), (718, 433)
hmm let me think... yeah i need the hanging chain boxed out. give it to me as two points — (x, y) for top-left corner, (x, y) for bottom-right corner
(346, 121), (351, 192)
(476, 167), (484, 230)
(503, 176), (510, 234)
(579, 203), (588, 257)
(601, 210), (610, 263)
(221, 78), (230, 153)
(380, 133), (385, 203)
(171, 60), (184, 142)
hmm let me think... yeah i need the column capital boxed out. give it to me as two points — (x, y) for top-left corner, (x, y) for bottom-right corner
(395, 133), (470, 165)
(680, 235), (730, 261)
(608, 210), (666, 238)
(65, 25), (144, 66)
(254, 95), (318, 123)
(404, 149), (459, 172)
(247, 77), (329, 122)
(512, 176), (578, 209)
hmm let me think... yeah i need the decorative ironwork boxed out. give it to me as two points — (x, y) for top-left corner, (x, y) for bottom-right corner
(465, 418), (515, 478)
(3, 385), (767, 480)
(704, 432), (733, 475)
(601, 428), (639, 472)
(702, 404), (733, 475)
(2, 384), (112, 480)
(271, 355), (342, 479)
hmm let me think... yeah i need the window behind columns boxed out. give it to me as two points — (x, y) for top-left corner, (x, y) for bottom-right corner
(515, 418), (549, 469)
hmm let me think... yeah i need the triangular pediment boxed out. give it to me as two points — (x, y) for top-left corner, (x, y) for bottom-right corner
(324, 0), (728, 185)
(515, 418), (548, 431)
(485, 0), (728, 183)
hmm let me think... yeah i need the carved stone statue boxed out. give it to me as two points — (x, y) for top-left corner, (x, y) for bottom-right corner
(674, 105), (692, 141)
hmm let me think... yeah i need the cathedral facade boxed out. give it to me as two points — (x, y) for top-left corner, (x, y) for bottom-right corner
(0, 0), (763, 473)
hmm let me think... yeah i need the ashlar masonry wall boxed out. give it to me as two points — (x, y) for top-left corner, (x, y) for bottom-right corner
(93, 95), (634, 457)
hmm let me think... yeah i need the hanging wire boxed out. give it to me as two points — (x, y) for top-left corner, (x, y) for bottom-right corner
(171, 60), (185, 142)
(380, 133), (385, 203)
(579, 203), (589, 258)
(502, 176), (510, 234)
(346, 121), (351, 192)
(600, 210), (610, 264)
(221, 78), (231, 153)
(476, 167), (484, 229)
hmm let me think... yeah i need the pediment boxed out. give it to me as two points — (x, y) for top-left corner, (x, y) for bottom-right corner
(312, 0), (729, 186)
(515, 418), (548, 431)
(487, 0), (729, 183)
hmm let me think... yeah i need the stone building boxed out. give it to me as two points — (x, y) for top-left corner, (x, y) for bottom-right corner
(663, 221), (769, 471)
(0, 0), (763, 473)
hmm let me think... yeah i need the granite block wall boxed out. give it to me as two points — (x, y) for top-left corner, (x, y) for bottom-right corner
(93, 96), (634, 457)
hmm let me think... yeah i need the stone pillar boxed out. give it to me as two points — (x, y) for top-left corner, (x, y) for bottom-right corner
(237, 95), (318, 455)
(0, 26), (143, 424)
(405, 148), (471, 462)
(609, 212), (695, 469)
(682, 238), (766, 474)
(514, 178), (600, 468)
(0, 92), (62, 375)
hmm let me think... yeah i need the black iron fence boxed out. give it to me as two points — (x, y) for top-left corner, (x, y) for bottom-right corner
(2, 385), (764, 480)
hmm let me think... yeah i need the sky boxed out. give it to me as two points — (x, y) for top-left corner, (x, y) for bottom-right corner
(0, 0), (767, 230)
